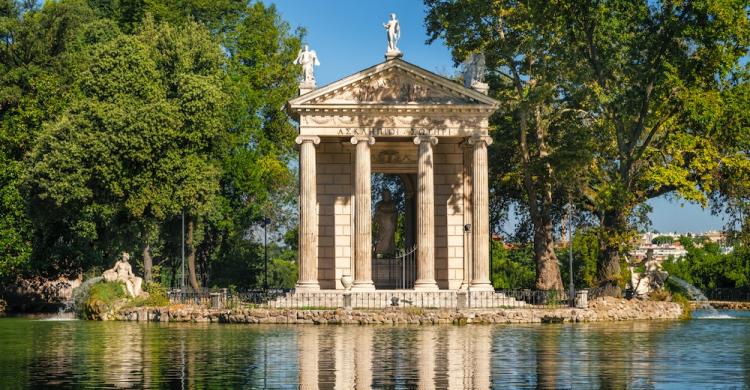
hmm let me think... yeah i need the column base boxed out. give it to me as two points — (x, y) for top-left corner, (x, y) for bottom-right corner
(350, 281), (375, 291)
(469, 281), (494, 292)
(295, 281), (320, 291)
(413, 279), (439, 291)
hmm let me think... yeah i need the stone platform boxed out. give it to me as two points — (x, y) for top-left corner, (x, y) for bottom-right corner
(116, 297), (683, 324)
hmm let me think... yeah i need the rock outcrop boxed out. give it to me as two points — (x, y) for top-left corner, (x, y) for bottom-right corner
(1, 275), (81, 312)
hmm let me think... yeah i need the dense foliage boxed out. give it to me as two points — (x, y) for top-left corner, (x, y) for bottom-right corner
(664, 237), (750, 292)
(425, 0), (750, 296)
(0, 0), (302, 290)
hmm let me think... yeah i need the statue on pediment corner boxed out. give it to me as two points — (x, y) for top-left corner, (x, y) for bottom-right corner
(294, 45), (320, 86)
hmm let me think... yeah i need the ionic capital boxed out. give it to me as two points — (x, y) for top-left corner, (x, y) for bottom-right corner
(350, 135), (375, 145)
(413, 135), (439, 146)
(466, 135), (493, 147)
(295, 135), (321, 145)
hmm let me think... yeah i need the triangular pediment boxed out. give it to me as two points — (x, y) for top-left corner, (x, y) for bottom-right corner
(289, 59), (499, 109)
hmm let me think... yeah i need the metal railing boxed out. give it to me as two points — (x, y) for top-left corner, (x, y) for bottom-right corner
(705, 288), (750, 302)
(167, 288), (572, 310)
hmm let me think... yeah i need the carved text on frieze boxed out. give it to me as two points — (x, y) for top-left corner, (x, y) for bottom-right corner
(336, 127), (454, 137)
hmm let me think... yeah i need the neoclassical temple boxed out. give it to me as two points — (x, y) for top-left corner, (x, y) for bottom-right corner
(288, 44), (498, 292)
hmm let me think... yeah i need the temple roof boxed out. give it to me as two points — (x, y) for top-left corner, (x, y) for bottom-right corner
(288, 58), (499, 116)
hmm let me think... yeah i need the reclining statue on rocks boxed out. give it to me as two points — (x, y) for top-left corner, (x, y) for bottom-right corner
(103, 252), (144, 297)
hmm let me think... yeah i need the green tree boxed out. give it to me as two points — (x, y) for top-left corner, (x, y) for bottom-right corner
(425, 0), (593, 292)
(26, 18), (226, 289)
(663, 236), (749, 291)
(0, 0), (101, 279)
(562, 0), (750, 296)
(490, 240), (535, 290)
(652, 236), (674, 245)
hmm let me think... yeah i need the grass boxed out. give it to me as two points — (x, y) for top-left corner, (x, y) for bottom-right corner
(400, 307), (425, 315)
(88, 281), (127, 303)
(296, 306), (337, 310)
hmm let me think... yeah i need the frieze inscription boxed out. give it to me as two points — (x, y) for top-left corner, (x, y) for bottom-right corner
(336, 127), (454, 137)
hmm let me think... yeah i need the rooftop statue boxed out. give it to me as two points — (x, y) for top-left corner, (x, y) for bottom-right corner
(383, 13), (402, 58)
(463, 53), (487, 88)
(294, 45), (320, 87)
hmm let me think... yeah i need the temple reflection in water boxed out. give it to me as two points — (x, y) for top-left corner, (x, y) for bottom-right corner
(298, 325), (492, 389)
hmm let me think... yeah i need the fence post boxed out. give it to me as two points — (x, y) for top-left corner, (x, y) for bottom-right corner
(575, 289), (589, 309)
(457, 291), (467, 310)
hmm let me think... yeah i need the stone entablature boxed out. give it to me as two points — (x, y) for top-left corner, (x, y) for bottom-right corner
(287, 57), (500, 291)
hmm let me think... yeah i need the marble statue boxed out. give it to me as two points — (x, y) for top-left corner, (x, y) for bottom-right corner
(374, 189), (397, 255)
(628, 250), (669, 298)
(383, 13), (401, 56)
(103, 252), (144, 297)
(463, 53), (487, 88)
(294, 45), (320, 86)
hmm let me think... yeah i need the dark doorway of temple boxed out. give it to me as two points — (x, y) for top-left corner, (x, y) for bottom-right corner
(371, 173), (416, 289)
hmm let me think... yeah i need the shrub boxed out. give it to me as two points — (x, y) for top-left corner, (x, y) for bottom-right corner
(672, 293), (692, 320)
(80, 281), (127, 319)
(131, 282), (169, 307)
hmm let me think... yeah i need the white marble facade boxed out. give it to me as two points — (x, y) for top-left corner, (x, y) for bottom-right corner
(287, 58), (499, 291)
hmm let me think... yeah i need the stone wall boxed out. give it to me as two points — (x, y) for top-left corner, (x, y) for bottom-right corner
(316, 138), (354, 289)
(434, 139), (466, 289)
(114, 297), (682, 324)
(692, 301), (750, 310)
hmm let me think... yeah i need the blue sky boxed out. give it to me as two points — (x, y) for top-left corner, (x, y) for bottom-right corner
(272, 0), (728, 233)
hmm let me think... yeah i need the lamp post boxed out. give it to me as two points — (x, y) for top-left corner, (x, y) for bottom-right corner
(181, 210), (185, 290)
(568, 195), (575, 307)
(262, 217), (271, 292)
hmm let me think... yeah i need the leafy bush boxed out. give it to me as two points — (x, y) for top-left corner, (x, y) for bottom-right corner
(491, 241), (535, 289)
(671, 293), (692, 320)
(131, 282), (169, 307)
(79, 281), (127, 319)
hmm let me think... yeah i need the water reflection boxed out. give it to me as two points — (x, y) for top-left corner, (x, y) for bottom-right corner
(2, 316), (750, 388)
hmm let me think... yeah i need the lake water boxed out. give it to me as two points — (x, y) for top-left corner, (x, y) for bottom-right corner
(0, 310), (749, 389)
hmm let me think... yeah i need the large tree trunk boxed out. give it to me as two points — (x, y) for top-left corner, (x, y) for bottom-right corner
(186, 216), (200, 292)
(534, 217), (564, 291)
(593, 210), (628, 297)
(527, 107), (564, 292)
(143, 244), (152, 283)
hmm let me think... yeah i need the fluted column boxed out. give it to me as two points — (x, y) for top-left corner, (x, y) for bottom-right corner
(413, 135), (439, 291)
(296, 135), (321, 291)
(351, 135), (375, 291)
(469, 135), (494, 291)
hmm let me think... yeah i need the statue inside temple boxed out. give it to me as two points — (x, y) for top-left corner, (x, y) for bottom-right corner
(374, 189), (397, 255)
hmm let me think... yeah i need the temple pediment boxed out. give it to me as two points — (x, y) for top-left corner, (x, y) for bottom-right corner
(288, 59), (499, 110)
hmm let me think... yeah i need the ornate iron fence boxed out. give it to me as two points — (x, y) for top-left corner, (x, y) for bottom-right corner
(372, 246), (416, 289)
